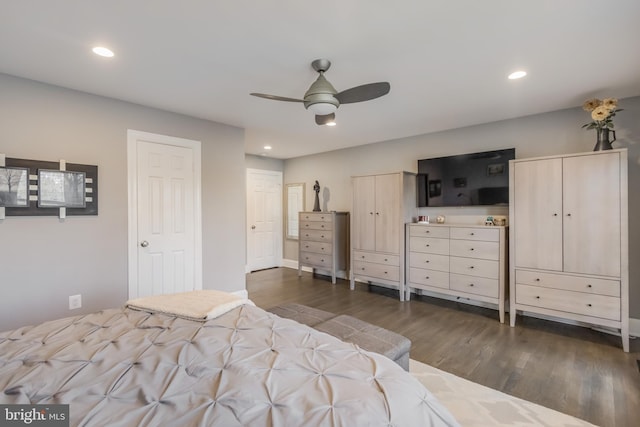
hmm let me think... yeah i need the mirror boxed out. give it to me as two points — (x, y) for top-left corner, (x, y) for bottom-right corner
(285, 183), (305, 240)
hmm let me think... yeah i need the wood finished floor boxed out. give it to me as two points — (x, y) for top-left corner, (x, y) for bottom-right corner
(247, 267), (640, 427)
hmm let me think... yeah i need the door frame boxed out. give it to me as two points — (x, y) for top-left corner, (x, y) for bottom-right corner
(246, 168), (283, 273)
(127, 129), (203, 298)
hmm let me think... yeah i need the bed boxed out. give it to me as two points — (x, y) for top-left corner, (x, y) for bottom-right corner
(0, 291), (459, 426)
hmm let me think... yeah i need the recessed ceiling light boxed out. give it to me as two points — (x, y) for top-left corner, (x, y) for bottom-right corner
(92, 46), (114, 58)
(263, 145), (272, 150)
(508, 70), (527, 80)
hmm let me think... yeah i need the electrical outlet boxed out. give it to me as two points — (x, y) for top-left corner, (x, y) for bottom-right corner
(69, 294), (82, 310)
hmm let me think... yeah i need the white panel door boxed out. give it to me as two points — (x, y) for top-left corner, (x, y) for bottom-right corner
(136, 141), (196, 297)
(247, 169), (282, 271)
(127, 131), (202, 300)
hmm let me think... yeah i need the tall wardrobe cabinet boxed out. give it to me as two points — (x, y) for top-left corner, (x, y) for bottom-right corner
(509, 149), (629, 351)
(350, 172), (416, 301)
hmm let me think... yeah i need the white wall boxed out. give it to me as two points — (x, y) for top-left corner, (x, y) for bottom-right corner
(0, 74), (246, 331)
(283, 96), (640, 318)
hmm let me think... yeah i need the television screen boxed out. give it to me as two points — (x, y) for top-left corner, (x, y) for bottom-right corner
(417, 148), (515, 207)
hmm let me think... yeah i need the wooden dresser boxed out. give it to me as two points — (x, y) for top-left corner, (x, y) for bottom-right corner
(298, 211), (349, 284)
(350, 172), (416, 301)
(406, 223), (508, 322)
(509, 149), (629, 351)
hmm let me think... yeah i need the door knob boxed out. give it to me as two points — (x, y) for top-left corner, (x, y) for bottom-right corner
(140, 241), (149, 248)
(251, 225), (256, 229)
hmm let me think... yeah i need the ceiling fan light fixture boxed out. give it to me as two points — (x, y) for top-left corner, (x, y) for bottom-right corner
(325, 120), (336, 127)
(307, 102), (338, 116)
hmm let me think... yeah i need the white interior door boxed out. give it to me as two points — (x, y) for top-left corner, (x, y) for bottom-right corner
(246, 169), (282, 272)
(128, 130), (202, 299)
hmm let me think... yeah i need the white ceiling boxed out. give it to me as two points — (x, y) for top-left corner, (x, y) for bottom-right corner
(1, 1), (639, 159)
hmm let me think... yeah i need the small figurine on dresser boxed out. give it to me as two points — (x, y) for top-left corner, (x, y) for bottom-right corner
(313, 180), (321, 212)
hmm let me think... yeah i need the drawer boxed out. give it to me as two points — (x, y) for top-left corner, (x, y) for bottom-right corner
(450, 256), (499, 279)
(516, 284), (620, 321)
(299, 229), (332, 242)
(450, 227), (499, 242)
(409, 225), (450, 239)
(515, 270), (620, 297)
(300, 221), (333, 231)
(299, 240), (333, 255)
(353, 251), (399, 266)
(449, 240), (499, 260)
(450, 274), (499, 298)
(300, 251), (332, 268)
(409, 251), (449, 272)
(410, 237), (449, 255)
(409, 268), (449, 289)
(299, 213), (333, 223)
(353, 261), (400, 282)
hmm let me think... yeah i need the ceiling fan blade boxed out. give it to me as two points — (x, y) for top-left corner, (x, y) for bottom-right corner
(250, 93), (304, 103)
(315, 113), (335, 125)
(334, 82), (390, 104)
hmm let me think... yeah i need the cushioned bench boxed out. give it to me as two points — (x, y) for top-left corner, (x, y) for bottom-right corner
(267, 303), (411, 371)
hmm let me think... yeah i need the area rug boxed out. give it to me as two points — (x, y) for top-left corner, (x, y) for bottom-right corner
(409, 359), (597, 427)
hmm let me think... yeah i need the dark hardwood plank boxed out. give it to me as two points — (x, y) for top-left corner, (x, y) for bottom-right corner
(247, 267), (640, 427)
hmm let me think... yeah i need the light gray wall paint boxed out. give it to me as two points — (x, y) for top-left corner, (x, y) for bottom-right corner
(0, 74), (246, 331)
(283, 96), (640, 317)
(245, 154), (284, 171)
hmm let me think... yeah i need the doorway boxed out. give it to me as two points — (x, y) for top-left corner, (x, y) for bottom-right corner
(246, 168), (282, 272)
(127, 130), (202, 298)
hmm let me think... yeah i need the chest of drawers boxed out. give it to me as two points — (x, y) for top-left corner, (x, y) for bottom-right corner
(298, 212), (349, 284)
(406, 223), (508, 323)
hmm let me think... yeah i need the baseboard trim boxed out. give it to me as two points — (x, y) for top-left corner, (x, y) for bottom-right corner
(630, 318), (640, 337)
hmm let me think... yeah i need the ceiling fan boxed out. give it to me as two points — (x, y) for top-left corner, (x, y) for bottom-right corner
(250, 59), (390, 125)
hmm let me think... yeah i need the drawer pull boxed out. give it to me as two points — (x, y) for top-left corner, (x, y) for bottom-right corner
(469, 248), (475, 251)
(321, 259), (325, 262)
(536, 296), (540, 299)
(469, 283), (474, 287)
(587, 303), (592, 307)
(469, 266), (475, 269)
(321, 235), (325, 238)
(425, 244), (430, 247)
(425, 230), (430, 233)
(470, 232), (475, 236)
(361, 267), (365, 270)
(361, 255), (365, 259)
(425, 260), (430, 263)
(566, 213), (572, 217)
(535, 278), (541, 282)
(384, 258), (388, 261)
(384, 271), (388, 274)
(553, 213), (558, 217)
(425, 276), (430, 279)
(587, 284), (592, 288)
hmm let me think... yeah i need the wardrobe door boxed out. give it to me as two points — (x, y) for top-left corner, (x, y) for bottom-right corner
(352, 175), (376, 252)
(513, 158), (563, 271)
(563, 152), (621, 276)
(374, 173), (400, 253)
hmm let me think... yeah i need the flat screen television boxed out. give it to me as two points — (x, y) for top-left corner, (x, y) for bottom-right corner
(417, 148), (515, 207)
